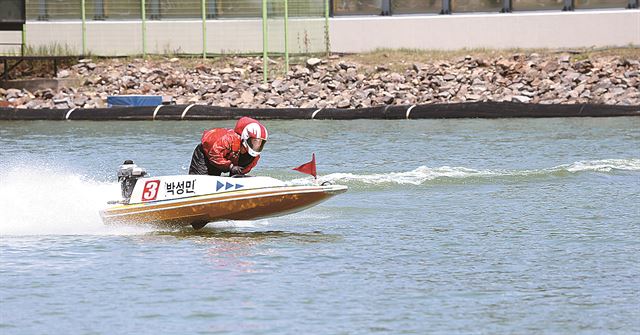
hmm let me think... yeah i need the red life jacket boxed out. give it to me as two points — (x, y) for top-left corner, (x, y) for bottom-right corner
(200, 128), (259, 174)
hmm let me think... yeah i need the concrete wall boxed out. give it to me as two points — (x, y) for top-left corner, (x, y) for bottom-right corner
(330, 10), (640, 52)
(0, 31), (23, 54)
(5, 9), (639, 56)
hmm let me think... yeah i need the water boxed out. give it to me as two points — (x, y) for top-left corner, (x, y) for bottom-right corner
(1, 118), (639, 334)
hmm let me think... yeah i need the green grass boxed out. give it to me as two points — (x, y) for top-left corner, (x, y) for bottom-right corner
(23, 43), (80, 57)
(3, 46), (637, 81)
(337, 47), (639, 72)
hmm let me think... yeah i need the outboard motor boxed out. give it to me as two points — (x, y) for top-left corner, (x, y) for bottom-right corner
(117, 160), (147, 201)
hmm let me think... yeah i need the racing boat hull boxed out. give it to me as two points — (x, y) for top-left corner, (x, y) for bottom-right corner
(100, 173), (346, 228)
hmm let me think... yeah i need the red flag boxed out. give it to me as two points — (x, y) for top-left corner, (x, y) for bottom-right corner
(293, 153), (317, 178)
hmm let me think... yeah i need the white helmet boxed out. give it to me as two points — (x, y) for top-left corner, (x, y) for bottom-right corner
(241, 122), (268, 157)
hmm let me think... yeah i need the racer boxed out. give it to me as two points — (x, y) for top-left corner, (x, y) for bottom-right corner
(188, 117), (268, 176)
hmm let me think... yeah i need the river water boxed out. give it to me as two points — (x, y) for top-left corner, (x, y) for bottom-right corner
(1, 118), (639, 334)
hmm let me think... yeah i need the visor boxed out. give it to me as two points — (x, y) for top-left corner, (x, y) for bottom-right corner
(246, 138), (266, 153)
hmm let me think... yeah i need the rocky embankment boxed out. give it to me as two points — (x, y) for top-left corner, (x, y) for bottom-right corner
(1, 52), (638, 109)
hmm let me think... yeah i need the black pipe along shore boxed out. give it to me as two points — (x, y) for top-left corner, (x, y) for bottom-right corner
(0, 102), (638, 121)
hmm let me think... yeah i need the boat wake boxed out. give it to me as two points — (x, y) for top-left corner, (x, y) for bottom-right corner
(0, 166), (276, 236)
(0, 166), (151, 236)
(2, 158), (637, 235)
(289, 158), (640, 187)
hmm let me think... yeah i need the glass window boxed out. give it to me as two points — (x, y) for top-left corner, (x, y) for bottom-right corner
(334, 0), (383, 15)
(512, 0), (564, 11)
(215, 0), (262, 18)
(451, 0), (502, 12)
(26, 0), (42, 20)
(150, 0), (201, 19)
(393, 0), (441, 13)
(270, 0), (325, 17)
(27, 0), (81, 20)
(90, 0), (141, 20)
(25, 0), (328, 20)
(575, 0), (629, 9)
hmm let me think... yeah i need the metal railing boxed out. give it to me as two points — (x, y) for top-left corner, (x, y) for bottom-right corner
(25, 0), (637, 20)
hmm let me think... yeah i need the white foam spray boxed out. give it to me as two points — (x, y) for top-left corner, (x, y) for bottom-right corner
(562, 159), (640, 173)
(205, 220), (271, 229)
(287, 158), (640, 186)
(0, 166), (152, 236)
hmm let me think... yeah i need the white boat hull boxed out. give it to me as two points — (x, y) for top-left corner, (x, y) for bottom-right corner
(100, 175), (347, 228)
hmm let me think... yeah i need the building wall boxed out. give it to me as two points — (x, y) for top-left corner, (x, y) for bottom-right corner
(7, 10), (640, 56)
(330, 10), (640, 52)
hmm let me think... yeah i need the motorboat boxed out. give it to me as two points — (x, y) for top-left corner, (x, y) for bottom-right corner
(99, 161), (347, 229)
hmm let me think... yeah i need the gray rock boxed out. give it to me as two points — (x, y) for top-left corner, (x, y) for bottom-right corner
(337, 99), (351, 108)
(381, 95), (394, 104)
(565, 72), (580, 82)
(306, 58), (322, 68)
(57, 70), (71, 78)
(41, 90), (55, 99)
(512, 95), (531, 103)
(520, 90), (535, 98)
(443, 74), (456, 81)
(271, 79), (283, 90)
(25, 100), (42, 109)
(610, 87), (625, 96)
(5, 88), (22, 99)
(258, 84), (270, 92)
(389, 73), (404, 83)
(73, 96), (88, 106)
(299, 101), (315, 108)
(240, 91), (253, 104)
(472, 85), (488, 94)
(412, 63), (427, 72)
(542, 61), (559, 73)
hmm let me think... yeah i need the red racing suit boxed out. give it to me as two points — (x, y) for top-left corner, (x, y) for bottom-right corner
(200, 128), (259, 174)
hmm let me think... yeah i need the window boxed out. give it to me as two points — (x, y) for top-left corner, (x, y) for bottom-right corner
(89, 0), (140, 20)
(215, 0), (262, 18)
(512, 0), (564, 11)
(451, 0), (503, 12)
(574, 0), (629, 9)
(148, 0), (201, 19)
(27, 0), (81, 20)
(270, 0), (325, 17)
(334, 0), (383, 15)
(393, 0), (441, 14)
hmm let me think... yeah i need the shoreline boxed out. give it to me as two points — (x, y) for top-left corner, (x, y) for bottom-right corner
(1, 49), (639, 111)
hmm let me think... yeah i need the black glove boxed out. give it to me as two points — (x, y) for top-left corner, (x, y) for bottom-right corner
(230, 165), (244, 176)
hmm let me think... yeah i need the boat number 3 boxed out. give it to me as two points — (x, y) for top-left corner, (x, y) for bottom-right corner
(142, 180), (160, 201)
